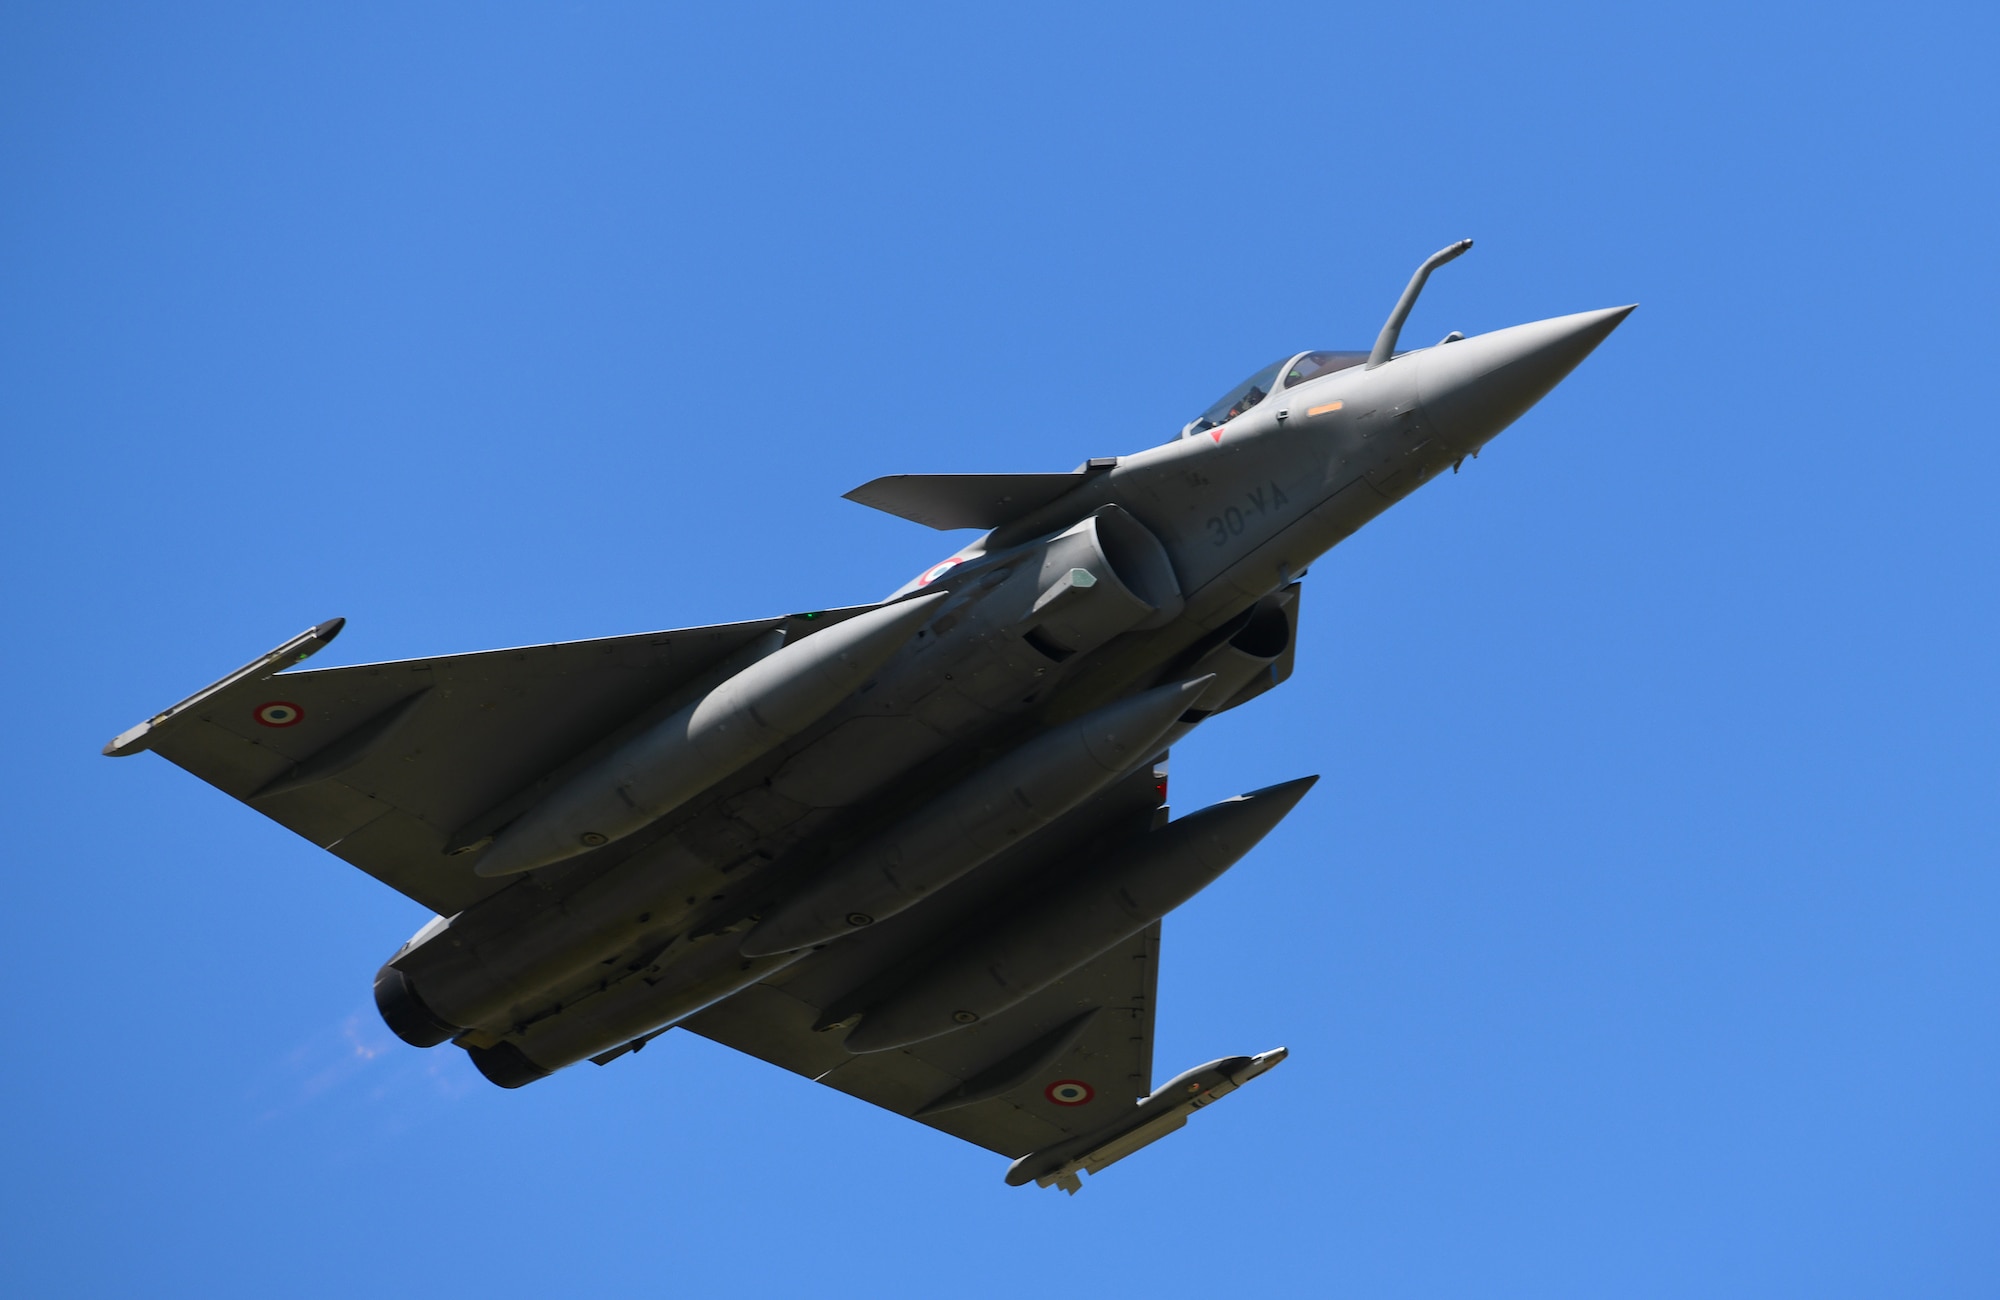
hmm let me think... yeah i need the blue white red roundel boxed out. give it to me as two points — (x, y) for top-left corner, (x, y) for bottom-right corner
(916, 558), (962, 587)
(254, 701), (304, 728)
(1046, 1079), (1094, 1106)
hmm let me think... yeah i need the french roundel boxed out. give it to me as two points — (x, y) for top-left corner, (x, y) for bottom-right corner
(254, 701), (304, 728)
(1045, 1079), (1094, 1106)
(916, 558), (961, 587)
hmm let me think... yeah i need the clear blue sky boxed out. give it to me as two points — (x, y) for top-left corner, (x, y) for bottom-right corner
(3, 4), (1994, 1296)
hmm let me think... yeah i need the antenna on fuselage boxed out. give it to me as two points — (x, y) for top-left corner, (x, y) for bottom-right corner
(1367, 239), (1474, 369)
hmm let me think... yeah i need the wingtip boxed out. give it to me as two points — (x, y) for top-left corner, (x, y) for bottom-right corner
(101, 725), (151, 758)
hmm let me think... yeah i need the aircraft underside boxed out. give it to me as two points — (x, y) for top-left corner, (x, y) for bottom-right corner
(106, 244), (1631, 1191)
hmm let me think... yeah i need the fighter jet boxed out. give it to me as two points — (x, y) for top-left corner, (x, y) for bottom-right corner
(105, 242), (1630, 1193)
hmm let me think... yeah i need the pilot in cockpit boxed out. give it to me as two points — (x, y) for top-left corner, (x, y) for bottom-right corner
(1182, 358), (1286, 439)
(1182, 351), (1372, 439)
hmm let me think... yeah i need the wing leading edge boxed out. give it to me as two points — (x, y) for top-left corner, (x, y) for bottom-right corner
(107, 610), (873, 915)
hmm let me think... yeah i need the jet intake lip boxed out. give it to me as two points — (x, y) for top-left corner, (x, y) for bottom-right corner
(1417, 304), (1634, 449)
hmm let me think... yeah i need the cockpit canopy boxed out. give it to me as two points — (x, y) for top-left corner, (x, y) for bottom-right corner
(1182, 350), (1371, 437)
(1183, 358), (1286, 438)
(1283, 350), (1369, 387)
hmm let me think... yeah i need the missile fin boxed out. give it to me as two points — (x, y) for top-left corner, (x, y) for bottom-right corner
(1007, 1047), (1289, 1193)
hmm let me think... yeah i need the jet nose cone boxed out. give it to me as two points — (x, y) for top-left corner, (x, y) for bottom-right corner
(1418, 304), (1634, 450)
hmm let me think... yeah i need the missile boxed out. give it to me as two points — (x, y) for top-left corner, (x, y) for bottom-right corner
(1006, 1048), (1290, 1194)
(738, 675), (1213, 957)
(102, 617), (346, 757)
(475, 592), (947, 877)
(842, 775), (1317, 1053)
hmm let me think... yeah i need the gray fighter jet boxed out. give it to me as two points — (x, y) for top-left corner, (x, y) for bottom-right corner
(105, 243), (1630, 1193)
